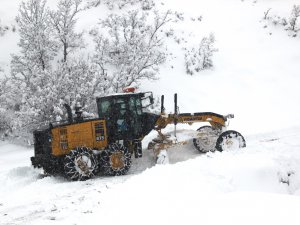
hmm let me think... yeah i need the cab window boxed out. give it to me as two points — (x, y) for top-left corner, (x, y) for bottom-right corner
(99, 100), (111, 116)
(116, 98), (126, 116)
(136, 98), (142, 115)
(129, 97), (142, 115)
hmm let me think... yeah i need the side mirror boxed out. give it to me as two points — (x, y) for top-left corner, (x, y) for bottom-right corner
(225, 114), (234, 119)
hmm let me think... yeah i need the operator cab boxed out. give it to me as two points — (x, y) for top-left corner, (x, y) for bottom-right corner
(96, 92), (156, 142)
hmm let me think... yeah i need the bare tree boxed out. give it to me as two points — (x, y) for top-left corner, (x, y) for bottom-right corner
(263, 8), (272, 20)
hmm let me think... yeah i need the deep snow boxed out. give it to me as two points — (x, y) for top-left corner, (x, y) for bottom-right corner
(1, 0), (300, 224)
(1, 127), (300, 225)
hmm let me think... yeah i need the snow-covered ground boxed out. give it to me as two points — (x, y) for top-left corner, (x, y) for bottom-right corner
(1, 127), (300, 225)
(1, 0), (300, 224)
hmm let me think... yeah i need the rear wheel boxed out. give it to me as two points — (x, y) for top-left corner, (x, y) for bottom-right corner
(215, 130), (246, 152)
(100, 143), (132, 176)
(64, 147), (98, 181)
(193, 126), (220, 153)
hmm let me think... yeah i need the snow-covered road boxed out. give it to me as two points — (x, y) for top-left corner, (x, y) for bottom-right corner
(1, 127), (300, 225)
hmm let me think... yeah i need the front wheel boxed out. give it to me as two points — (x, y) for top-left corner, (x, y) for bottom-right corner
(193, 126), (220, 153)
(215, 130), (246, 152)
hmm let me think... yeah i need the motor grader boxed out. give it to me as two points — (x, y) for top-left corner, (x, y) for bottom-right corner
(31, 91), (246, 181)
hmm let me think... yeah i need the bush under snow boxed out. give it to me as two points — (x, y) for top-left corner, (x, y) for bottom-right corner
(184, 33), (218, 75)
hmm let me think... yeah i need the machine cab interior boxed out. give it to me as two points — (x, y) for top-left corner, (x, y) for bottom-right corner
(96, 92), (153, 142)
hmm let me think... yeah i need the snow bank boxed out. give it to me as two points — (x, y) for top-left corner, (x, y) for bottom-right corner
(79, 128), (300, 225)
(1, 127), (300, 225)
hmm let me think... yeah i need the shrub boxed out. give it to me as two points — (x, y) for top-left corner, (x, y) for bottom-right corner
(185, 33), (218, 75)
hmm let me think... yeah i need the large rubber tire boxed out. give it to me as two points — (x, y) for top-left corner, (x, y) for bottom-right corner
(193, 126), (220, 153)
(215, 130), (246, 152)
(64, 147), (98, 181)
(100, 143), (132, 176)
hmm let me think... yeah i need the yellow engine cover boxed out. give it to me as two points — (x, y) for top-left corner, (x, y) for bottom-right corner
(51, 119), (108, 156)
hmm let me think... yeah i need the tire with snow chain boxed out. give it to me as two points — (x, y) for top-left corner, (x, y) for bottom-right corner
(193, 126), (220, 153)
(215, 130), (246, 152)
(100, 143), (132, 176)
(64, 147), (98, 181)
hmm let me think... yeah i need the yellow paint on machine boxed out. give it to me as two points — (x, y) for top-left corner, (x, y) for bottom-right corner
(51, 120), (108, 156)
(155, 114), (226, 131)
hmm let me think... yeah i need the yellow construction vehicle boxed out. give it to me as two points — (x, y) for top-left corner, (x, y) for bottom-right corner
(31, 91), (246, 181)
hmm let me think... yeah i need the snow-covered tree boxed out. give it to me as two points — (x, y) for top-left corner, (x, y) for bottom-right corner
(5, 0), (172, 137)
(0, 108), (12, 138)
(7, 0), (57, 130)
(0, 21), (9, 36)
(185, 33), (218, 75)
(264, 5), (300, 36)
(288, 5), (300, 33)
(7, 0), (94, 134)
(92, 10), (172, 92)
(50, 0), (84, 62)
(13, 0), (57, 71)
(13, 58), (101, 130)
(49, 58), (104, 115)
(86, 0), (155, 10)
(0, 77), (14, 137)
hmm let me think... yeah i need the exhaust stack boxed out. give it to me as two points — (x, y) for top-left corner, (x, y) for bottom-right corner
(63, 104), (73, 123)
(161, 95), (165, 114)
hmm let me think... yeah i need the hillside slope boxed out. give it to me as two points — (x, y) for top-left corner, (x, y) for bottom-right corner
(1, 0), (300, 224)
(1, 0), (300, 135)
(140, 0), (300, 135)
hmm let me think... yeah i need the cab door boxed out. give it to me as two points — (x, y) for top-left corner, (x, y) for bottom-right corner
(97, 95), (144, 141)
(113, 96), (143, 140)
(128, 96), (143, 138)
(114, 98), (130, 137)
